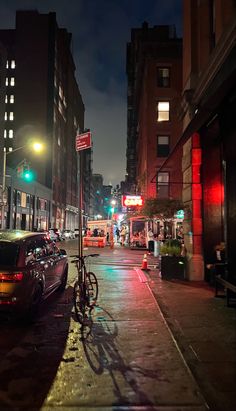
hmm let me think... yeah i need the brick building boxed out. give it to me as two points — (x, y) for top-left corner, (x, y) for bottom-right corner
(179, 0), (236, 281)
(126, 23), (182, 199)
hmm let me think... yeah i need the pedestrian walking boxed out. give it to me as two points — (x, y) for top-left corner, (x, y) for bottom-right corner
(120, 226), (126, 246)
(115, 227), (120, 243)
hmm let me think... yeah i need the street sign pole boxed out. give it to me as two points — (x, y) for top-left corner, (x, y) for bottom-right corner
(78, 149), (83, 268)
(76, 130), (92, 264)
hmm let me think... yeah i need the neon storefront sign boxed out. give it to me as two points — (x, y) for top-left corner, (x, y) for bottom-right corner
(122, 195), (144, 207)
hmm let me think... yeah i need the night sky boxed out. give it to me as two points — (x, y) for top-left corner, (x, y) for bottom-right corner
(0, 0), (182, 186)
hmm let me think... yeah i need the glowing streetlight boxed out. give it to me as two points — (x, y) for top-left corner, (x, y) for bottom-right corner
(32, 142), (44, 153)
(0, 140), (45, 228)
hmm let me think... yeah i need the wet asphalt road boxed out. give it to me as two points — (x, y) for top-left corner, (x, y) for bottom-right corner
(0, 240), (208, 411)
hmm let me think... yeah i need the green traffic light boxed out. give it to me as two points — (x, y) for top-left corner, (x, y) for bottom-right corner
(22, 169), (35, 182)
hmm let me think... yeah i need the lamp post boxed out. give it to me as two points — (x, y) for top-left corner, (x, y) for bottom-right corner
(109, 199), (117, 249)
(0, 142), (45, 229)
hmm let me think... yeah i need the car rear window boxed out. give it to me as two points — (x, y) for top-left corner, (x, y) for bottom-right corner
(0, 242), (20, 266)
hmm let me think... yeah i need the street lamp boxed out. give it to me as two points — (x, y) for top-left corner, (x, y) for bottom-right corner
(0, 141), (45, 229)
(109, 199), (117, 249)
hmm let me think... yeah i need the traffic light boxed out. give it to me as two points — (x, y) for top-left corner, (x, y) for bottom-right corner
(22, 168), (35, 182)
(16, 160), (35, 183)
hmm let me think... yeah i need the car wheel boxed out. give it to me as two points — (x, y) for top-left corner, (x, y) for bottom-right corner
(27, 284), (43, 322)
(58, 267), (68, 292)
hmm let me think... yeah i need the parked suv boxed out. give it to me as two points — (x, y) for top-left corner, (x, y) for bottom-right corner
(49, 228), (64, 241)
(0, 230), (68, 319)
(63, 229), (75, 239)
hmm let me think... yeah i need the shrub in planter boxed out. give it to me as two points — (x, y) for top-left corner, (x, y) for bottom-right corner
(160, 241), (186, 280)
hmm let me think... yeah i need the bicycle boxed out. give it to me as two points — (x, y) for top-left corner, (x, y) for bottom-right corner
(70, 253), (99, 324)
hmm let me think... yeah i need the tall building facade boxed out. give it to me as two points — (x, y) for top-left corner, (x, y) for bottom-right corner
(0, 10), (91, 230)
(179, 0), (236, 281)
(92, 174), (104, 218)
(102, 184), (113, 219)
(126, 23), (182, 198)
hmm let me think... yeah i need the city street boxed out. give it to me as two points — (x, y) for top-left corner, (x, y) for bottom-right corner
(0, 241), (235, 411)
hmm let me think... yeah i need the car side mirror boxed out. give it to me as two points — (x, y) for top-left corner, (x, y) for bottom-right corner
(60, 249), (67, 256)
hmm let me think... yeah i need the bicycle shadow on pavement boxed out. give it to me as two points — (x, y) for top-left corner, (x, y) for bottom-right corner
(0, 285), (74, 411)
(80, 305), (168, 407)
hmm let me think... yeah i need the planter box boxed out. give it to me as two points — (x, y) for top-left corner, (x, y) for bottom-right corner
(160, 255), (186, 280)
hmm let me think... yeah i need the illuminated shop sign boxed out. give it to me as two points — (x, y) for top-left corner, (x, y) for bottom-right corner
(175, 209), (184, 219)
(122, 195), (144, 207)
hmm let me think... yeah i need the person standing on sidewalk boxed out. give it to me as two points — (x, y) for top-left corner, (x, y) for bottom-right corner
(147, 228), (154, 254)
(120, 226), (126, 246)
(206, 242), (226, 284)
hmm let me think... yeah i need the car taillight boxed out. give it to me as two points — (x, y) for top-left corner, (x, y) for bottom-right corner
(0, 272), (24, 282)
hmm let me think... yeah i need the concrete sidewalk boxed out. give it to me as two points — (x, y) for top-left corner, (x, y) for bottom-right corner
(43, 248), (209, 411)
(93, 246), (236, 410)
(145, 262), (236, 411)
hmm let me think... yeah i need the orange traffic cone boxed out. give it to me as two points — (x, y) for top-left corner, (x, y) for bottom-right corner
(141, 253), (148, 270)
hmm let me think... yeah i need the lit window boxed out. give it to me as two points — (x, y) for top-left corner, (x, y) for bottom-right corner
(157, 68), (170, 87)
(5, 78), (8, 86)
(9, 130), (13, 138)
(5, 95), (8, 104)
(157, 101), (170, 122)
(157, 135), (170, 157)
(10, 95), (14, 103)
(11, 60), (16, 69)
(10, 77), (15, 86)
(6, 61), (9, 69)
(9, 112), (14, 121)
(8, 147), (13, 152)
(157, 172), (169, 198)
(3, 147), (6, 152)
(4, 112), (7, 121)
(4, 130), (7, 138)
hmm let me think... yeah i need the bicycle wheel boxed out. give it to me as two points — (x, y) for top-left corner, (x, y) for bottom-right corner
(86, 272), (98, 306)
(73, 280), (86, 324)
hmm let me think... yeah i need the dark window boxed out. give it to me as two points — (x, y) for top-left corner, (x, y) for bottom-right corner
(157, 68), (170, 87)
(16, 191), (21, 206)
(0, 242), (19, 265)
(157, 136), (170, 157)
(26, 194), (31, 207)
(26, 237), (49, 262)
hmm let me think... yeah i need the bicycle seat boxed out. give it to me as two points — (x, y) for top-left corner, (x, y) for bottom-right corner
(71, 259), (79, 264)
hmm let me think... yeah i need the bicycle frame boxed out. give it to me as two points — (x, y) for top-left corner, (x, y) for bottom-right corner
(71, 253), (99, 324)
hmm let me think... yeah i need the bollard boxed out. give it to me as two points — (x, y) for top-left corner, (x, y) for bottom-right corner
(154, 240), (160, 257)
(141, 254), (148, 270)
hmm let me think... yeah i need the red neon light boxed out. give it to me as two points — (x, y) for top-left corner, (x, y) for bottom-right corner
(205, 183), (224, 205)
(122, 195), (144, 207)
